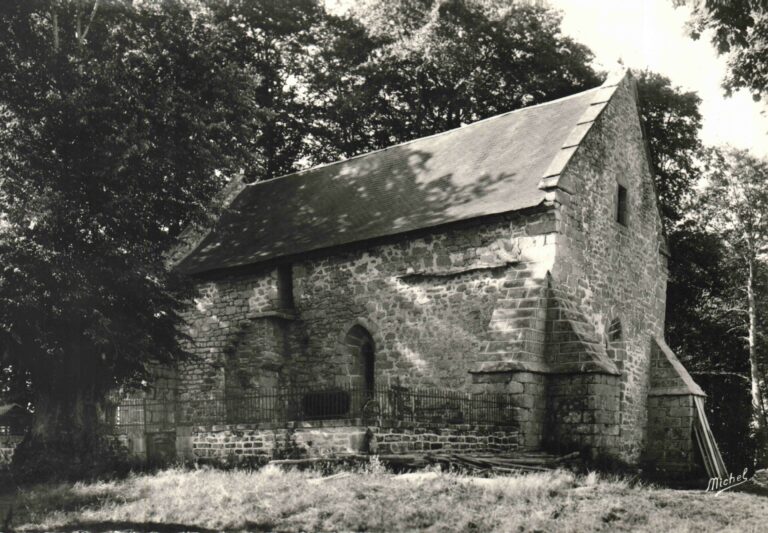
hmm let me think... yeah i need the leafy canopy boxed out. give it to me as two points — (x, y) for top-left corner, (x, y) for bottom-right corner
(635, 70), (703, 229)
(0, 0), (265, 398)
(304, 0), (601, 163)
(678, 0), (768, 100)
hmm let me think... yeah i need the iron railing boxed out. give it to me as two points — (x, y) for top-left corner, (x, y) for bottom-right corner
(107, 384), (517, 432)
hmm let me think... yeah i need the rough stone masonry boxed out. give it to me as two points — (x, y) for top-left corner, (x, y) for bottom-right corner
(155, 71), (707, 475)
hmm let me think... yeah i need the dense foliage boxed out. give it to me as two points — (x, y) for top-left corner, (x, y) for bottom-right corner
(0, 0), (268, 479)
(673, 0), (768, 467)
(695, 147), (768, 463)
(304, 0), (601, 162)
(678, 0), (768, 101)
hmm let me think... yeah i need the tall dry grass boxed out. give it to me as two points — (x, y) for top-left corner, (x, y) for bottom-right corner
(10, 462), (768, 532)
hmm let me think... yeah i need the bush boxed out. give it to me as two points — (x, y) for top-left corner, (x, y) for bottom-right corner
(272, 427), (306, 460)
(11, 433), (137, 485)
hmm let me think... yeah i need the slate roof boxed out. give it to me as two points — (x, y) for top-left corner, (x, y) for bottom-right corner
(175, 74), (625, 275)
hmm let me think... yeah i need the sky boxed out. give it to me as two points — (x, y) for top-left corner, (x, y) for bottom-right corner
(548, 0), (767, 156)
(327, 0), (768, 157)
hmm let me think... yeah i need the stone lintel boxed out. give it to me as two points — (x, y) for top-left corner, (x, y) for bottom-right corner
(246, 309), (299, 321)
(470, 361), (551, 375)
(549, 360), (620, 376)
(470, 360), (619, 376)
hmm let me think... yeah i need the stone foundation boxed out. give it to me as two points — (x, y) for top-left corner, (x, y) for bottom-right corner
(645, 395), (698, 475)
(189, 421), (519, 461)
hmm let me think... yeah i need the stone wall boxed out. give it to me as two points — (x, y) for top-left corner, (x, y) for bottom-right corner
(645, 395), (697, 475)
(0, 436), (23, 469)
(290, 210), (557, 390)
(470, 371), (546, 449)
(546, 373), (621, 456)
(178, 208), (560, 402)
(549, 76), (669, 462)
(189, 421), (519, 461)
(179, 271), (278, 400)
(644, 338), (705, 474)
(173, 74), (680, 467)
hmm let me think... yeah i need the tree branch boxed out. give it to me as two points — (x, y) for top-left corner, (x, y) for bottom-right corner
(52, 9), (59, 53)
(690, 370), (750, 382)
(80, 0), (100, 44)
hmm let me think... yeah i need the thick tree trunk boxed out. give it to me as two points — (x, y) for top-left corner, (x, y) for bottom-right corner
(747, 260), (768, 466)
(29, 382), (99, 444)
(12, 340), (116, 483)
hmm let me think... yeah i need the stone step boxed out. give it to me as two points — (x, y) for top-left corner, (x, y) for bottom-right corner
(490, 308), (548, 320)
(502, 287), (548, 299)
(494, 297), (547, 309)
(485, 329), (545, 342)
(486, 317), (546, 330)
(481, 340), (545, 355)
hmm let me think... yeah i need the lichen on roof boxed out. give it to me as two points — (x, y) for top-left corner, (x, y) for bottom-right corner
(175, 73), (626, 275)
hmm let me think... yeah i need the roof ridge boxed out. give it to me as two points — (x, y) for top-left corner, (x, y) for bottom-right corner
(242, 83), (608, 190)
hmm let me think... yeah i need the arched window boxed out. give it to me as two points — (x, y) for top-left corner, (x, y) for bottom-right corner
(344, 325), (376, 396)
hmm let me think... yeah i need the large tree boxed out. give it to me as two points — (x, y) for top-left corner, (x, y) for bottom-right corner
(303, 0), (602, 163)
(696, 146), (768, 465)
(0, 0), (267, 480)
(635, 70), (703, 230)
(204, 0), (326, 180)
(677, 0), (768, 101)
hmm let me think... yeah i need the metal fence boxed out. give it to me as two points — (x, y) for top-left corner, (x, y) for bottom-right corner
(107, 384), (517, 432)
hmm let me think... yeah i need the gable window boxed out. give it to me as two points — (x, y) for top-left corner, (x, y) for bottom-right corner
(616, 184), (628, 226)
(277, 264), (294, 309)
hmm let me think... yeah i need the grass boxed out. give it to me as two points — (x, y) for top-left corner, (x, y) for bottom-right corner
(3, 462), (768, 532)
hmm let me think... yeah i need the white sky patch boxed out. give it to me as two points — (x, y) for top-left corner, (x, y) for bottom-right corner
(551, 0), (768, 155)
(326, 0), (767, 156)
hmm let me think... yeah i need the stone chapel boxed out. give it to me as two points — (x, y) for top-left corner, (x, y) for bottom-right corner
(163, 71), (712, 474)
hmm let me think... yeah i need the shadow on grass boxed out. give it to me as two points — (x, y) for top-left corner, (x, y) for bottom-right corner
(19, 521), (219, 532)
(4, 477), (143, 532)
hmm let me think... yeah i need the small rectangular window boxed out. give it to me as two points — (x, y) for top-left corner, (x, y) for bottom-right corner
(277, 264), (294, 309)
(617, 185), (628, 226)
